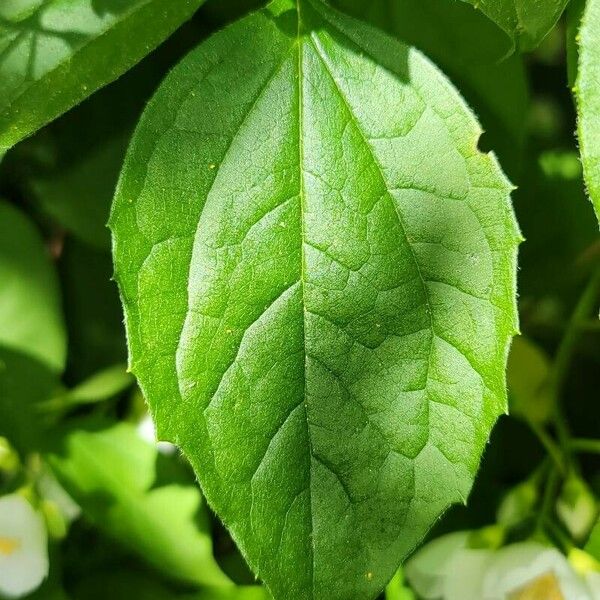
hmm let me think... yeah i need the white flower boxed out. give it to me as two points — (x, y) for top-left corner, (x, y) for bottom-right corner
(586, 572), (600, 599)
(136, 414), (177, 455)
(406, 533), (599, 600)
(0, 493), (48, 598)
(404, 532), (470, 598)
(479, 542), (590, 600)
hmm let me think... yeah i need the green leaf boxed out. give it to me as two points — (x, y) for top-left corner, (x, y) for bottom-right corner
(567, 0), (586, 89)
(110, 0), (520, 597)
(0, 347), (58, 452)
(507, 336), (553, 424)
(586, 519), (600, 561)
(38, 364), (133, 412)
(575, 0), (600, 225)
(59, 239), (127, 381)
(385, 569), (415, 600)
(73, 571), (270, 600)
(333, 0), (529, 179)
(30, 133), (128, 250)
(0, 0), (206, 152)
(515, 151), (598, 300)
(0, 200), (65, 372)
(47, 422), (230, 589)
(459, 0), (569, 52)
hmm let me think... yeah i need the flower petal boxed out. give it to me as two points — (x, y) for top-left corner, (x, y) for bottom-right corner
(0, 494), (48, 598)
(481, 542), (590, 600)
(405, 532), (469, 598)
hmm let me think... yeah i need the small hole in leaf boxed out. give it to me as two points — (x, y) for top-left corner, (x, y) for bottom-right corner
(477, 131), (493, 154)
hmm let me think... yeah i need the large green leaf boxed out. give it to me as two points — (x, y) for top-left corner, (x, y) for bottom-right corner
(47, 422), (230, 589)
(0, 0), (205, 152)
(575, 0), (600, 225)
(459, 0), (569, 51)
(110, 0), (520, 598)
(0, 200), (65, 371)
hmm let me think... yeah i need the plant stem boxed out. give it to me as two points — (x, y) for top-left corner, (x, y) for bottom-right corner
(548, 268), (600, 459)
(528, 421), (566, 474)
(537, 467), (560, 533)
(570, 438), (600, 454)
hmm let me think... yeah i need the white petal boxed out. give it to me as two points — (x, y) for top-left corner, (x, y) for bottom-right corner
(443, 548), (493, 600)
(404, 532), (469, 598)
(481, 542), (590, 600)
(585, 572), (600, 600)
(0, 494), (48, 598)
(37, 468), (81, 523)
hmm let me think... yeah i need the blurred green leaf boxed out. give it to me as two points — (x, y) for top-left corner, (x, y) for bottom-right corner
(38, 364), (133, 412)
(0, 0), (207, 152)
(385, 568), (415, 600)
(59, 239), (126, 382)
(73, 570), (270, 600)
(0, 347), (57, 452)
(0, 200), (65, 372)
(459, 0), (569, 52)
(586, 519), (600, 561)
(47, 422), (231, 589)
(507, 336), (553, 424)
(30, 133), (127, 250)
(191, 586), (271, 600)
(557, 475), (598, 542)
(515, 151), (598, 300)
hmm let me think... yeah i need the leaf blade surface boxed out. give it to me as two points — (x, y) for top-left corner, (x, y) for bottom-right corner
(111, 1), (520, 597)
(575, 0), (600, 225)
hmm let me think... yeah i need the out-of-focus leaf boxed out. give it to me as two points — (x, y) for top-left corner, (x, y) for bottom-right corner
(73, 570), (270, 600)
(507, 336), (553, 424)
(334, 0), (529, 180)
(47, 422), (231, 589)
(0, 0), (207, 152)
(201, 0), (264, 26)
(459, 0), (569, 52)
(515, 151), (598, 300)
(191, 586), (272, 600)
(385, 568), (415, 600)
(557, 475), (598, 542)
(0, 347), (57, 452)
(0, 200), (65, 372)
(585, 519), (600, 561)
(59, 239), (126, 382)
(38, 364), (133, 412)
(575, 0), (600, 224)
(30, 133), (127, 250)
(72, 571), (174, 600)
